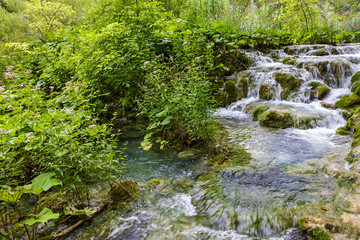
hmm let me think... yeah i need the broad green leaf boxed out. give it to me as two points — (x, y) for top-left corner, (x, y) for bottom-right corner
(28, 172), (61, 195)
(23, 208), (59, 226)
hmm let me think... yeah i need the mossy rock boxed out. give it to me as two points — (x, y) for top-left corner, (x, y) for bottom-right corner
(224, 80), (238, 104)
(259, 83), (276, 100)
(282, 58), (296, 65)
(252, 106), (269, 121)
(237, 75), (249, 100)
(271, 54), (280, 60)
(178, 149), (201, 160)
(336, 127), (352, 135)
(109, 180), (140, 203)
(258, 111), (293, 128)
(280, 88), (293, 100)
(309, 82), (331, 100)
(311, 49), (330, 56)
(335, 94), (360, 110)
(274, 72), (303, 90)
(282, 57), (291, 64)
(350, 72), (360, 96)
(312, 227), (331, 240)
(286, 59), (297, 65)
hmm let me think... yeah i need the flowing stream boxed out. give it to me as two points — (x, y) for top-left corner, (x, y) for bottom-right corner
(66, 44), (360, 240)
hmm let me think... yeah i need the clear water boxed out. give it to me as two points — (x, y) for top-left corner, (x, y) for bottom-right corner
(67, 44), (359, 240)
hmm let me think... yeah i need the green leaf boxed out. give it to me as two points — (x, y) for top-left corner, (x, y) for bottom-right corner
(160, 116), (172, 126)
(28, 172), (61, 195)
(23, 208), (59, 226)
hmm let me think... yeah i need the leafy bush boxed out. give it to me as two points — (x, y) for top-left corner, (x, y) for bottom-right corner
(0, 66), (122, 190)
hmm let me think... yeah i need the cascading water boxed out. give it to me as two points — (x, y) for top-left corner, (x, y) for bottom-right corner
(67, 44), (360, 240)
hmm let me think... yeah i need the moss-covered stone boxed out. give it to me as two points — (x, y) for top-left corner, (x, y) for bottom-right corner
(259, 83), (276, 100)
(252, 106), (269, 121)
(224, 80), (237, 105)
(274, 72), (303, 100)
(312, 227), (331, 240)
(336, 127), (352, 135)
(258, 110), (294, 128)
(237, 75), (249, 100)
(275, 72), (303, 90)
(309, 82), (331, 100)
(109, 180), (140, 203)
(271, 54), (280, 60)
(178, 149), (201, 160)
(282, 57), (291, 64)
(335, 94), (360, 110)
(311, 49), (330, 56)
(287, 59), (297, 65)
(350, 72), (360, 96)
(282, 57), (297, 65)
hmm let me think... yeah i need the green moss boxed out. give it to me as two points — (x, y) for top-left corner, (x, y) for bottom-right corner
(149, 178), (166, 187)
(312, 227), (331, 240)
(271, 54), (280, 60)
(311, 50), (330, 56)
(282, 57), (291, 64)
(350, 71), (360, 85)
(258, 111), (293, 128)
(350, 72), (360, 96)
(335, 94), (360, 110)
(286, 59), (297, 65)
(336, 127), (352, 135)
(317, 85), (331, 100)
(109, 180), (140, 203)
(310, 82), (322, 89)
(224, 80), (237, 104)
(252, 106), (269, 121)
(259, 83), (275, 100)
(274, 72), (303, 90)
(237, 75), (249, 100)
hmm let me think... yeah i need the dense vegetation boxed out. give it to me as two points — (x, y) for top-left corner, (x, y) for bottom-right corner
(0, 0), (360, 238)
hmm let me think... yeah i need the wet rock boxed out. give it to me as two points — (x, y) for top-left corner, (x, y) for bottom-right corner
(274, 72), (303, 100)
(258, 110), (294, 128)
(350, 72), (360, 96)
(259, 83), (276, 100)
(310, 49), (330, 56)
(309, 82), (331, 100)
(335, 94), (360, 110)
(224, 80), (237, 105)
(320, 102), (335, 109)
(304, 61), (352, 88)
(237, 75), (249, 100)
(282, 58), (297, 65)
(109, 180), (140, 203)
(336, 127), (352, 135)
(178, 149), (201, 160)
(252, 106), (269, 121)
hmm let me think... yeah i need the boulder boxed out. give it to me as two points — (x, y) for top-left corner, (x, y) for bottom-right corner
(259, 83), (276, 100)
